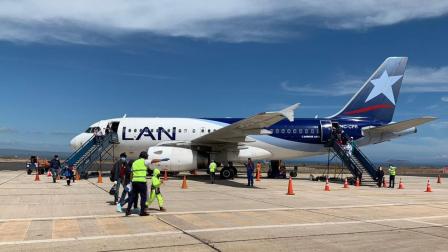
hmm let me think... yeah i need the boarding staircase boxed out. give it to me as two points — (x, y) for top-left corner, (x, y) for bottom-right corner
(330, 141), (379, 184)
(64, 133), (119, 178)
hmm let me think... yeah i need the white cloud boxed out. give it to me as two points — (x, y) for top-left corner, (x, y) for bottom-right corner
(0, 0), (448, 43)
(403, 66), (448, 93)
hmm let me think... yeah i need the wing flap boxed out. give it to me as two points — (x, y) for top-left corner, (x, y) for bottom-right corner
(193, 103), (300, 144)
(363, 116), (437, 134)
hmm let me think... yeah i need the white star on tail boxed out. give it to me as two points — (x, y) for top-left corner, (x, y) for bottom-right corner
(365, 70), (402, 105)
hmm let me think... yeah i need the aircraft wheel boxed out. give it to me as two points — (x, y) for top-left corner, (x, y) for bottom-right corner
(290, 171), (298, 177)
(220, 167), (234, 179)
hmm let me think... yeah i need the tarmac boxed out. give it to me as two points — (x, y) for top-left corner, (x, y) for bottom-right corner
(1, 168), (448, 251)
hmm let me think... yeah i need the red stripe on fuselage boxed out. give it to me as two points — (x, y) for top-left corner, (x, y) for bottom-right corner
(344, 104), (394, 115)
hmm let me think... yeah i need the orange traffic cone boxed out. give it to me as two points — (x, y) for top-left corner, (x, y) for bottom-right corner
(181, 176), (188, 189)
(34, 171), (40, 181)
(425, 178), (432, 192)
(343, 178), (349, 188)
(256, 168), (261, 182)
(355, 178), (360, 187)
(398, 178), (404, 189)
(383, 177), (388, 188)
(324, 178), (331, 191)
(97, 172), (103, 184)
(437, 175), (442, 184)
(286, 177), (295, 195)
(163, 170), (168, 181)
(47, 170), (52, 177)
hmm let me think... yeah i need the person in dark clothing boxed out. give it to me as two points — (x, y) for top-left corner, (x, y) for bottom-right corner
(245, 158), (255, 187)
(63, 166), (74, 186)
(376, 166), (384, 188)
(49, 155), (61, 183)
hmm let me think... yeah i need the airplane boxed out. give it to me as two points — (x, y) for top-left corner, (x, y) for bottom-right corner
(70, 57), (436, 179)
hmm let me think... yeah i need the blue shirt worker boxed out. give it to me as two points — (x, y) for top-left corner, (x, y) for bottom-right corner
(209, 160), (217, 184)
(246, 158), (255, 187)
(146, 168), (166, 212)
(126, 151), (149, 216)
(49, 155), (61, 183)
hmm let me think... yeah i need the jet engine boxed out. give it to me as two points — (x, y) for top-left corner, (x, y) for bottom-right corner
(147, 146), (208, 172)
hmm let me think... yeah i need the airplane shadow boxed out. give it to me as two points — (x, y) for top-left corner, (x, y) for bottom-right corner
(181, 175), (264, 189)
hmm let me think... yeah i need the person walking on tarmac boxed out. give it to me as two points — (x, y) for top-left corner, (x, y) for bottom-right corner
(49, 155), (61, 183)
(388, 165), (397, 188)
(209, 160), (217, 184)
(377, 166), (384, 188)
(126, 151), (150, 216)
(146, 167), (166, 212)
(111, 153), (130, 205)
(245, 158), (255, 187)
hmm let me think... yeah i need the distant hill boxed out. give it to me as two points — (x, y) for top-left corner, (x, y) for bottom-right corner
(0, 148), (70, 159)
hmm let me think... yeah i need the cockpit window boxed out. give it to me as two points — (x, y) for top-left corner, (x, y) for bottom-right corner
(84, 127), (101, 133)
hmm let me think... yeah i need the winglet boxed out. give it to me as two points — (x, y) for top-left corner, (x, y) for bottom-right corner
(278, 103), (300, 122)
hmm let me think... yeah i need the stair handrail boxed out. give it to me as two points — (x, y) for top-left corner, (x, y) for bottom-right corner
(331, 141), (363, 178)
(352, 145), (378, 180)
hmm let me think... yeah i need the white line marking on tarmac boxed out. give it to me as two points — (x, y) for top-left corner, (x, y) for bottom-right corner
(0, 231), (184, 246)
(1, 202), (447, 222)
(3, 215), (448, 246)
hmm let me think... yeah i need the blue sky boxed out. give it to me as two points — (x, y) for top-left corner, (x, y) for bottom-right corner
(0, 1), (447, 164)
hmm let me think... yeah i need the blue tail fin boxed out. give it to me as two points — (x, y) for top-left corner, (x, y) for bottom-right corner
(330, 57), (408, 123)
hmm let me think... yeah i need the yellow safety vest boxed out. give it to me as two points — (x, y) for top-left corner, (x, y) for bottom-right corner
(389, 166), (396, 176)
(209, 162), (217, 173)
(132, 158), (147, 182)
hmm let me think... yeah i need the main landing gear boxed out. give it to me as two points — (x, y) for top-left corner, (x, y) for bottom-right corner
(220, 162), (237, 180)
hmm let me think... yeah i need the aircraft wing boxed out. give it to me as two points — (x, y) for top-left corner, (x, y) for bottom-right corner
(192, 103), (300, 144)
(363, 116), (437, 135)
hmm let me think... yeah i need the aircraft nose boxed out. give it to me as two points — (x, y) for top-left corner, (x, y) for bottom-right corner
(70, 133), (92, 150)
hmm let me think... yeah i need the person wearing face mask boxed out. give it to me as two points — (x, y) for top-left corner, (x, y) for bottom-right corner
(111, 153), (130, 208)
(49, 155), (61, 183)
(146, 166), (166, 212)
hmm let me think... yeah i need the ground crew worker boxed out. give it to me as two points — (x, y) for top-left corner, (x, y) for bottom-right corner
(256, 162), (262, 179)
(146, 168), (166, 212)
(388, 165), (397, 188)
(126, 151), (149, 216)
(209, 160), (217, 184)
(245, 158), (254, 187)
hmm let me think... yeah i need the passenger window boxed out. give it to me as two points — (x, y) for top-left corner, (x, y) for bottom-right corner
(305, 129), (308, 134)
